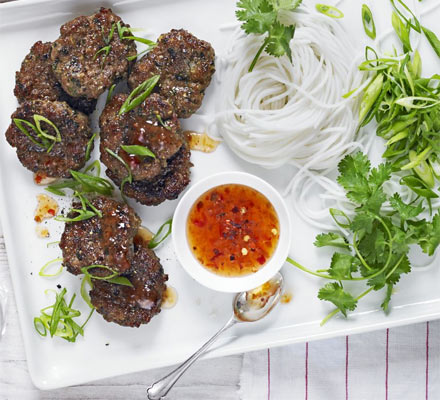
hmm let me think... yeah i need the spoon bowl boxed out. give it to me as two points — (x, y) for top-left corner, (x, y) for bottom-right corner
(234, 272), (284, 322)
(147, 272), (284, 400)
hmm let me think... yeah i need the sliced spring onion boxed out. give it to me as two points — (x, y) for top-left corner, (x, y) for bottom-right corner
(106, 84), (116, 105)
(13, 115), (61, 153)
(156, 114), (171, 131)
(392, 11), (412, 52)
(105, 148), (132, 201)
(85, 132), (97, 162)
(39, 258), (63, 277)
(390, 0), (421, 33)
(34, 288), (94, 342)
(126, 47), (151, 61)
(120, 144), (156, 158)
(80, 265), (133, 287)
(55, 208), (97, 223)
(84, 160), (101, 176)
(93, 45), (111, 62)
(46, 240), (60, 248)
(329, 208), (351, 229)
(80, 275), (94, 309)
(315, 4), (344, 18)
(69, 170), (113, 196)
(422, 26), (440, 59)
(361, 4), (376, 40)
(119, 75), (160, 115)
(359, 73), (384, 122)
(148, 218), (173, 249)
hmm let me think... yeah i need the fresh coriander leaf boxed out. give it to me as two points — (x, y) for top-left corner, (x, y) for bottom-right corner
(269, 0), (302, 11)
(362, 189), (387, 214)
(337, 153), (371, 204)
(236, 0), (275, 35)
(417, 213), (440, 255)
(390, 226), (410, 254)
(350, 211), (375, 234)
(389, 193), (423, 220)
(318, 282), (357, 317)
(314, 232), (349, 249)
(358, 228), (387, 264)
(369, 163), (393, 191)
(386, 254), (411, 285)
(367, 271), (387, 290)
(328, 253), (359, 280)
(265, 21), (295, 60)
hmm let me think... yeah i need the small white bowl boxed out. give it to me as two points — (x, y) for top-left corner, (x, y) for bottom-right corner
(172, 171), (291, 293)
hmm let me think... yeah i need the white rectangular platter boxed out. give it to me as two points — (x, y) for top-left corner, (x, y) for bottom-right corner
(1, 0), (440, 390)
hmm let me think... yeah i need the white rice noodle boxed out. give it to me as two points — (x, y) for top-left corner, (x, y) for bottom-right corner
(213, 5), (365, 173)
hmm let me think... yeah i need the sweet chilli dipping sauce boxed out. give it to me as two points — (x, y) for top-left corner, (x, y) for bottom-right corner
(187, 184), (280, 277)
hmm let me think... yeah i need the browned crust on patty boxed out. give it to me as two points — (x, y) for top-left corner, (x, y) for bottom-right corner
(5, 100), (92, 178)
(90, 244), (168, 327)
(128, 29), (215, 118)
(51, 7), (137, 100)
(59, 196), (141, 275)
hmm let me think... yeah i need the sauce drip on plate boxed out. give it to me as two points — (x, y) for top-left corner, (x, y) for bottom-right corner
(187, 184), (279, 277)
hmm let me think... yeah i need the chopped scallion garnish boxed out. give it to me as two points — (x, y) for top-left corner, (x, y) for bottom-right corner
(85, 132), (97, 162)
(105, 148), (132, 202)
(39, 258), (63, 277)
(80, 265), (133, 287)
(361, 4), (376, 40)
(121, 144), (156, 158)
(118, 75), (160, 115)
(315, 4), (344, 18)
(148, 218), (173, 249)
(13, 115), (61, 153)
(34, 288), (94, 342)
(106, 84), (116, 105)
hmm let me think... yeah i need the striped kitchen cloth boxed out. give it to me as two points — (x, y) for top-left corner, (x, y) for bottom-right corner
(239, 320), (439, 400)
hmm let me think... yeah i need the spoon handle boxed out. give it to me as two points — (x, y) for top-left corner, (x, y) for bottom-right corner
(146, 316), (238, 400)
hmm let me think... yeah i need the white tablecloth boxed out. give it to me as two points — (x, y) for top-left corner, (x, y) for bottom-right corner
(240, 321), (439, 399)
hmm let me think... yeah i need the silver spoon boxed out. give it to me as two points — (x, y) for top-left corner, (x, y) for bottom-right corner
(147, 272), (284, 400)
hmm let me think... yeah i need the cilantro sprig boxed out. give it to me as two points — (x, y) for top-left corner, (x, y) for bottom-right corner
(288, 152), (440, 324)
(236, 0), (302, 72)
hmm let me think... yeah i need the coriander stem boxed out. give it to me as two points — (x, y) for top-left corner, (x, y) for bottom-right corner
(286, 257), (333, 279)
(385, 254), (405, 279)
(287, 257), (385, 282)
(320, 287), (374, 326)
(249, 36), (270, 72)
(352, 231), (371, 271)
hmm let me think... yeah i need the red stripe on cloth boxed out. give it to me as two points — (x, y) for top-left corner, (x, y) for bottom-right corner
(267, 349), (271, 400)
(346, 336), (349, 400)
(305, 342), (309, 400)
(385, 329), (389, 400)
(426, 322), (430, 400)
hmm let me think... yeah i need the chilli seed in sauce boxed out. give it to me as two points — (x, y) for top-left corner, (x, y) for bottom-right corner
(187, 184), (280, 277)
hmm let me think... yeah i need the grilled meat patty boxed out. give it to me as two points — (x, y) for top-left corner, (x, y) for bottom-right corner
(100, 93), (192, 205)
(14, 41), (96, 114)
(5, 100), (92, 178)
(100, 93), (183, 182)
(51, 7), (137, 100)
(108, 144), (192, 206)
(59, 196), (141, 276)
(90, 244), (167, 327)
(128, 29), (215, 118)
